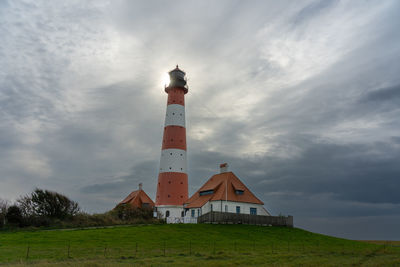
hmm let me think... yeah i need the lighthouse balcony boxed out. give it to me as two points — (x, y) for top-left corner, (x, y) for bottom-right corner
(165, 79), (188, 94)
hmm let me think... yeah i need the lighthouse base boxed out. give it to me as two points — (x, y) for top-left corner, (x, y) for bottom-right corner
(156, 205), (185, 223)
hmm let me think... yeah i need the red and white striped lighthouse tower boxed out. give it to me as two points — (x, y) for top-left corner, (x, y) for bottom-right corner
(156, 65), (188, 220)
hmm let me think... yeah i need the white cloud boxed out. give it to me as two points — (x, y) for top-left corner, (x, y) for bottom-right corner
(258, 1), (391, 87)
(8, 149), (52, 178)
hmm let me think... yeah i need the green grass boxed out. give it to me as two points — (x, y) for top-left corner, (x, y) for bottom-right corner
(0, 224), (399, 266)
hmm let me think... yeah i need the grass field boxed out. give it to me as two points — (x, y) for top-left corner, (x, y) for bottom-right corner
(0, 224), (399, 266)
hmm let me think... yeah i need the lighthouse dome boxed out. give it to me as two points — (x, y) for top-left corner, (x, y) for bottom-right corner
(166, 65), (188, 94)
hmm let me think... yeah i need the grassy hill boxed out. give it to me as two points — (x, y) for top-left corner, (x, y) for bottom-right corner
(0, 224), (399, 266)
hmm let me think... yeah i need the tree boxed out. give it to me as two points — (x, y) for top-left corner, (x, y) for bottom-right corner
(0, 198), (9, 227)
(17, 188), (80, 220)
(6, 205), (23, 226)
(17, 194), (34, 217)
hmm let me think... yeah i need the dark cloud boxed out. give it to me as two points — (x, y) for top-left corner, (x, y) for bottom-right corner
(391, 136), (400, 144)
(291, 0), (338, 25)
(362, 84), (400, 103)
(80, 160), (158, 195)
(298, 215), (400, 240)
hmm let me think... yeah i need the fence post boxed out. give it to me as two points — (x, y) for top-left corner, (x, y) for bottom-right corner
(26, 244), (30, 260)
(135, 242), (138, 258)
(213, 241), (216, 254)
(163, 240), (166, 256)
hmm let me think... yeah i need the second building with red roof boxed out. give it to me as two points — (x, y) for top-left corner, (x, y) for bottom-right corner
(183, 163), (270, 221)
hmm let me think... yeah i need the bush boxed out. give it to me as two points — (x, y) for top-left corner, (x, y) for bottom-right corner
(63, 209), (159, 228)
(17, 188), (80, 220)
(6, 205), (23, 226)
(26, 215), (53, 227)
(112, 205), (153, 220)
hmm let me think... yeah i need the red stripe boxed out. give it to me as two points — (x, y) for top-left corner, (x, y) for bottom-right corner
(161, 126), (186, 150)
(156, 172), (188, 205)
(167, 88), (185, 106)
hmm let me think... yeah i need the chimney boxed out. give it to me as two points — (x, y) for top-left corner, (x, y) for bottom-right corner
(139, 183), (143, 191)
(220, 163), (229, 173)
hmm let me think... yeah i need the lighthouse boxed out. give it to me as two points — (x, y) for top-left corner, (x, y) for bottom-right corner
(155, 65), (188, 221)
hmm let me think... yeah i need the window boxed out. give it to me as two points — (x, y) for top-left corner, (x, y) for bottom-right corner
(199, 190), (214, 196)
(197, 209), (200, 217)
(236, 206), (240, 214)
(250, 208), (257, 215)
(225, 205), (228, 212)
(211, 204), (213, 211)
(191, 209), (195, 217)
(235, 190), (244, 195)
(166, 210), (170, 217)
(181, 211), (184, 217)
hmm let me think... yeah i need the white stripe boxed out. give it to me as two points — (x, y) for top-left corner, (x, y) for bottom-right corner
(159, 149), (187, 173)
(164, 104), (185, 127)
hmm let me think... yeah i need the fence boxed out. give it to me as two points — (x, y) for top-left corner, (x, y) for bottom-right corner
(165, 217), (197, 224)
(166, 217), (184, 224)
(1, 238), (397, 264)
(198, 211), (293, 227)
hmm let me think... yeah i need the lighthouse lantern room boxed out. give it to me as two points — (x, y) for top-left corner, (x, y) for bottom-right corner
(155, 65), (189, 222)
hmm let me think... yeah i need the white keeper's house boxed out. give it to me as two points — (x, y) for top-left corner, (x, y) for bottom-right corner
(184, 163), (270, 220)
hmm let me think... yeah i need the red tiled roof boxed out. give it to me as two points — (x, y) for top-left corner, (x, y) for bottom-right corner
(117, 189), (155, 209)
(185, 172), (264, 208)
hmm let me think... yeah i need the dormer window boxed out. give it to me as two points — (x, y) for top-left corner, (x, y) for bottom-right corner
(199, 190), (214, 196)
(235, 190), (244, 195)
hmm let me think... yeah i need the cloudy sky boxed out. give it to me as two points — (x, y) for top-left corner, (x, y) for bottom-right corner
(1, 0), (400, 240)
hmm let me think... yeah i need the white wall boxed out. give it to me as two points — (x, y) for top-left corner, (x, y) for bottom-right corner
(157, 205), (184, 220)
(185, 200), (270, 219)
